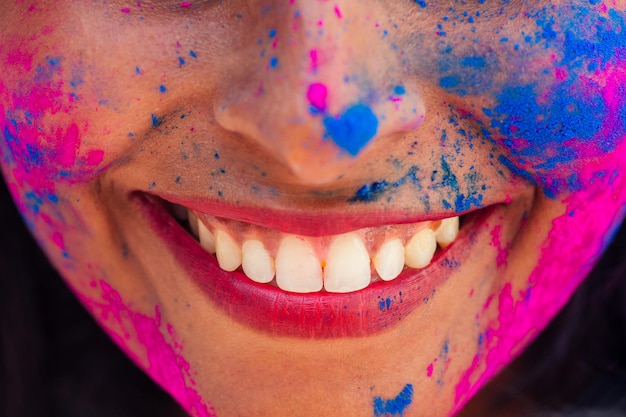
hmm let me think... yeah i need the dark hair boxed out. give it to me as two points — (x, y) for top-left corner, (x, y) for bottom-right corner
(1, 171), (625, 416)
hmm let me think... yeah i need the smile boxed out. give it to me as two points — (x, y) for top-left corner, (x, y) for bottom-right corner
(136, 192), (500, 338)
(172, 204), (459, 293)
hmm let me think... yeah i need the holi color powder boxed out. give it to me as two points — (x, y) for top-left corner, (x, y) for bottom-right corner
(323, 104), (378, 156)
(373, 384), (414, 417)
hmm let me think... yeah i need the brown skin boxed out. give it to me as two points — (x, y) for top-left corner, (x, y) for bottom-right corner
(1, 1), (625, 416)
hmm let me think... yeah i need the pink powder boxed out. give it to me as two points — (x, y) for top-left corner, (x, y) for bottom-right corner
(452, 139), (626, 414)
(307, 82), (327, 112)
(80, 280), (218, 417)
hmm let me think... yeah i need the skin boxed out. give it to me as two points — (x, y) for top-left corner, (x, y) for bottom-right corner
(1, 0), (626, 416)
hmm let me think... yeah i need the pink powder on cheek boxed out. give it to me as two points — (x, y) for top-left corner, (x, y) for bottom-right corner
(79, 280), (218, 417)
(452, 142), (626, 413)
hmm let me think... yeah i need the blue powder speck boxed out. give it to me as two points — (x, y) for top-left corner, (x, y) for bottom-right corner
(394, 85), (406, 95)
(269, 56), (278, 68)
(350, 181), (390, 202)
(159, 85), (167, 93)
(323, 104), (378, 156)
(189, 50), (197, 58)
(151, 114), (162, 128)
(269, 28), (277, 38)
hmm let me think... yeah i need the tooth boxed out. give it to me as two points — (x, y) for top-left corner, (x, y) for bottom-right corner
(404, 228), (437, 269)
(242, 240), (275, 284)
(323, 233), (371, 293)
(215, 230), (242, 272)
(198, 220), (216, 253)
(372, 238), (405, 281)
(276, 235), (323, 293)
(434, 216), (459, 248)
(188, 210), (199, 238)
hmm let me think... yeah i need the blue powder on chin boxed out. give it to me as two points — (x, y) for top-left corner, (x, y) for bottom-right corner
(373, 384), (414, 417)
(323, 104), (379, 156)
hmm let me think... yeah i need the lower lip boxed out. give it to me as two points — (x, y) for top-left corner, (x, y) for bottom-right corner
(137, 193), (494, 338)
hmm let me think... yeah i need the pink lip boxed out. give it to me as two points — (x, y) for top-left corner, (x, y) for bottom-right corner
(136, 193), (496, 338)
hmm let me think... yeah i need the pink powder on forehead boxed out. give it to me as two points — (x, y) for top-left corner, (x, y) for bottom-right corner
(79, 280), (218, 417)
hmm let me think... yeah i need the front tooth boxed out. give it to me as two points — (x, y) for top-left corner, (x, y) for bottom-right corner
(215, 230), (242, 272)
(324, 233), (371, 293)
(198, 221), (216, 253)
(276, 236), (323, 293)
(188, 210), (199, 238)
(404, 228), (437, 269)
(372, 238), (405, 281)
(434, 216), (459, 248)
(242, 240), (275, 284)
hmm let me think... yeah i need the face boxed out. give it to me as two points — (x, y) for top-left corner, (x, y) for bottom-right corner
(2, 0), (625, 415)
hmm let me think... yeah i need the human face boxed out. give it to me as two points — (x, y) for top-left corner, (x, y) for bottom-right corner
(1, 1), (625, 416)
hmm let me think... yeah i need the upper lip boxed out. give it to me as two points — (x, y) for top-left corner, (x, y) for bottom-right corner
(151, 191), (477, 236)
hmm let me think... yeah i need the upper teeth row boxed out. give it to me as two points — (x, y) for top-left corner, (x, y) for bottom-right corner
(181, 209), (459, 293)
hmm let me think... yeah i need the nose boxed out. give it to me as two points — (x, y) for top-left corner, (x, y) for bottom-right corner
(214, 0), (426, 184)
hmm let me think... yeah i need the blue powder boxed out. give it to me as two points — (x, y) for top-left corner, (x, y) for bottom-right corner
(151, 114), (162, 128)
(394, 85), (406, 95)
(159, 85), (167, 93)
(189, 50), (197, 58)
(178, 57), (185, 66)
(439, 75), (459, 88)
(460, 56), (486, 68)
(268, 28), (277, 38)
(415, 0), (427, 8)
(349, 181), (390, 202)
(373, 384), (414, 417)
(269, 56), (278, 68)
(323, 104), (378, 156)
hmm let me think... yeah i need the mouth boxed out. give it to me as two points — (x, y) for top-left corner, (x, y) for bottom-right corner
(136, 192), (499, 338)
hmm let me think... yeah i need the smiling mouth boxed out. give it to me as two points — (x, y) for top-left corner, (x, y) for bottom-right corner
(167, 203), (460, 294)
(136, 192), (496, 338)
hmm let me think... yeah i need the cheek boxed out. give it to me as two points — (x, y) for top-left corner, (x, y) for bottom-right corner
(484, 5), (626, 196)
(0, 52), (106, 263)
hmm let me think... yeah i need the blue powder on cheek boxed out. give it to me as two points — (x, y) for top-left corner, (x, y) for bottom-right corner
(323, 104), (378, 156)
(373, 384), (414, 416)
(486, 82), (605, 169)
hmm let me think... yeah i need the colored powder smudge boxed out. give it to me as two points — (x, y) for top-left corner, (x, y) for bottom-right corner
(80, 281), (217, 417)
(349, 180), (390, 202)
(307, 82), (327, 113)
(269, 56), (278, 69)
(309, 49), (319, 72)
(323, 104), (378, 156)
(373, 384), (414, 417)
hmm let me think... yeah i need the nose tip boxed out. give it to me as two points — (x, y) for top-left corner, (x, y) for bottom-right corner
(216, 82), (426, 184)
(212, 1), (426, 185)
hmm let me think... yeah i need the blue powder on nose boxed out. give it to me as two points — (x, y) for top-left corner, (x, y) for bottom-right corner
(373, 384), (414, 416)
(394, 85), (406, 95)
(323, 104), (378, 156)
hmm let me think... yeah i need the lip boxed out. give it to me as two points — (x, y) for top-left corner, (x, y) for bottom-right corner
(155, 192), (479, 237)
(136, 192), (499, 338)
